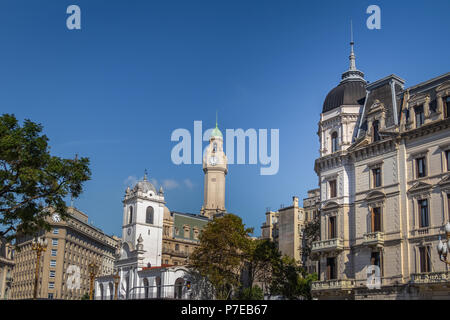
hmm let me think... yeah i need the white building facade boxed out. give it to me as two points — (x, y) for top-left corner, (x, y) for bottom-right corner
(311, 37), (450, 299)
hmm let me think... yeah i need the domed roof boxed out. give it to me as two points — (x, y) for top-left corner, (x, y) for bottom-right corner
(211, 125), (223, 138)
(133, 174), (157, 194)
(322, 79), (366, 113)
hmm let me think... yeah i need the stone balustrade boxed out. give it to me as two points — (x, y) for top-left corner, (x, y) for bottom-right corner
(311, 238), (343, 253)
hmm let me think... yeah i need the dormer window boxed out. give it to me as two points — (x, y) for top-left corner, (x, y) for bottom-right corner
(445, 96), (450, 119)
(415, 105), (424, 128)
(331, 132), (339, 153)
(372, 120), (380, 142)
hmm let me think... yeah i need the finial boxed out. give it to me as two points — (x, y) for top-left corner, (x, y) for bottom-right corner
(340, 20), (365, 83)
(215, 110), (218, 128)
(144, 169), (148, 180)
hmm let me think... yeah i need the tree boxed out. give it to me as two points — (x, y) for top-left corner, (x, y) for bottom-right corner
(0, 114), (91, 241)
(302, 217), (320, 261)
(245, 239), (280, 298)
(189, 214), (253, 299)
(270, 255), (317, 300)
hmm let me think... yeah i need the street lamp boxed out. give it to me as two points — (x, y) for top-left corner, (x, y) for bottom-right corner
(436, 222), (450, 265)
(88, 262), (99, 300)
(32, 236), (48, 299)
(113, 271), (120, 300)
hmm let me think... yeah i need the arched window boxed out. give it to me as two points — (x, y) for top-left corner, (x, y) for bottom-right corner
(372, 120), (380, 142)
(213, 142), (217, 152)
(146, 206), (154, 224)
(174, 278), (184, 299)
(331, 132), (339, 153)
(143, 278), (149, 299)
(128, 206), (133, 224)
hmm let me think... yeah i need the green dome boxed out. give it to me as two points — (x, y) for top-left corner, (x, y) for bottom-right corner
(211, 125), (223, 138)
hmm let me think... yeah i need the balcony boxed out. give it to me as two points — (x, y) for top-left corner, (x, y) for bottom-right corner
(162, 248), (189, 258)
(311, 238), (343, 253)
(311, 279), (355, 291)
(362, 232), (384, 247)
(410, 271), (450, 285)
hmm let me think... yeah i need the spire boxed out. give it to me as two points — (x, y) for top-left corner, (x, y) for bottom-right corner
(211, 112), (223, 138)
(215, 110), (218, 128)
(349, 20), (356, 71)
(341, 20), (365, 83)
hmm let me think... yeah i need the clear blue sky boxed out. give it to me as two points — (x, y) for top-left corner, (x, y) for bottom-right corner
(1, 0), (449, 237)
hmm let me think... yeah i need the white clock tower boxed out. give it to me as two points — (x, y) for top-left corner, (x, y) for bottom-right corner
(120, 172), (164, 269)
(201, 122), (228, 218)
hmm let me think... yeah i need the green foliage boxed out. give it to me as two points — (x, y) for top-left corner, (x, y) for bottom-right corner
(245, 239), (281, 296)
(0, 114), (91, 241)
(270, 255), (317, 300)
(81, 293), (90, 300)
(236, 286), (264, 300)
(302, 217), (320, 260)
(189, 214), (254, 300)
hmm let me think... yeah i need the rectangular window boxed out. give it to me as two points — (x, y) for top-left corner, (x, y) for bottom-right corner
(48, 293), (54, 299)
(418, 199), (429, 228)
(371, 251), (383, 276)
(52, 239), (58, 246)
(372, 168), (381, 188)
(371, 207), (382, 232)
(49, 270), (56, 278)
(51, 249), (57, 257)
(326, 257), (336, 280)
(48, 282), (55, 289)
(419, 246), (431, 273)
(329, 180), (337, 198)
(416, 157), (427, 178)
(52, 228), (59, 234)
(415, 105), (424, 127)
(328, 216), (336, 239)
(50, 260), (56, 267)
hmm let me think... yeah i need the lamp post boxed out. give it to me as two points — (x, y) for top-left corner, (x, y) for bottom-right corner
(88, 262), (99, 300)
(436, 222), (450, 265)
(32, 236), (48, 300)
(113, 271), (120, 300)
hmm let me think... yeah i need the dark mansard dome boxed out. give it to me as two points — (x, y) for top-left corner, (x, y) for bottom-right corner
(322, 79), (367, 113)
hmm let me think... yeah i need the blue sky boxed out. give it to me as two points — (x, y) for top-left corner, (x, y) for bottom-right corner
(1, 0), (449, 237)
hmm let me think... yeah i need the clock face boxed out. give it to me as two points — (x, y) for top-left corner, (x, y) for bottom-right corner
(209, 156), (217, 166)
(52, 213), (61, 223)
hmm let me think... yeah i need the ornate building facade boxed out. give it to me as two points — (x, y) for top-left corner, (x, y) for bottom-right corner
(10, 207), (118, 300)
(311, 36), (450, 299)
(95, 123), (227, 300)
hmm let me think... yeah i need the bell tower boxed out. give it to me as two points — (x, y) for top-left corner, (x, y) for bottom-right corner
(201, 121), (228, 219)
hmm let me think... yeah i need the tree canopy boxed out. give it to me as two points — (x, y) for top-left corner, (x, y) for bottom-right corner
(188, 214), (253, 299)
(0, 114), (91, 241)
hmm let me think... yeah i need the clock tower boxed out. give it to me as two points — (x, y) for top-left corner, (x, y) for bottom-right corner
(201, 122), (228, 218)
